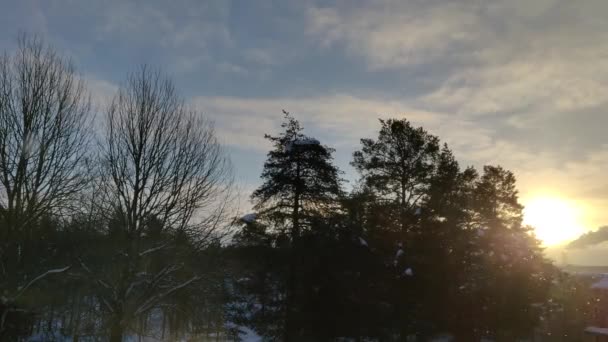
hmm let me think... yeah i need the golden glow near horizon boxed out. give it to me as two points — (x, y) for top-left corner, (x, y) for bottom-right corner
(523, 196), (586, 246)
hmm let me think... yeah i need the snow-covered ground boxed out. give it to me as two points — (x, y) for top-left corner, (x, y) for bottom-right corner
(238, 326), (262, 341)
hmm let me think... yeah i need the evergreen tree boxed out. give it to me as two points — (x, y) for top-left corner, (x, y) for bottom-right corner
(352, 118), (441, 234)
(350, 119), (555, 340)
(252, 111), (343, 238)
(351, 119), (448, 338)
(251, 112), (343, 340)
(460, 166), (553, 341)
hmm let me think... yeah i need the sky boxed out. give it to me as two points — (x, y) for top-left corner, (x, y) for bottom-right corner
(2, 0), (608, 261)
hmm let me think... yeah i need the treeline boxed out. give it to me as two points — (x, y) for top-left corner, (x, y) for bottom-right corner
(227, 114), (558, 341)
(0, 35), (583, 341)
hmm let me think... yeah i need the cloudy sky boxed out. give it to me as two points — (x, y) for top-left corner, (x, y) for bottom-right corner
(2, 0), (607, 257)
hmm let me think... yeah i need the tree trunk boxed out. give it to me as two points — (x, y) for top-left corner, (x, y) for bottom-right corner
(109, 321), (123, 342)
(283, 252), (297, 342)
(284, 157), (302, 342)
(161, 311), (166, 339)
(400, 174), (408, 233)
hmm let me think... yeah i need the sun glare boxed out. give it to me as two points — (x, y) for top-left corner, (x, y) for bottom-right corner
(523, 197), (585, 246)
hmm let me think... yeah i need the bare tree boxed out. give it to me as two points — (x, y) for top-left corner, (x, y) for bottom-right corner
(100, 65), (232, 239)
(0, 34), (91, 231)
(91, 66), (233, 341)
(0, 34), (90, 335)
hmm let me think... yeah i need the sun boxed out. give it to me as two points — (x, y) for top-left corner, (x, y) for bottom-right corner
(523, 197), (585, 246)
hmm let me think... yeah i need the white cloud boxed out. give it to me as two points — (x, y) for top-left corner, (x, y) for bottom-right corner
(99, 0), (231, 42)
(307, 0), (608, 119)
(101, 4), (175, 38)
(86, 76), (118, 110)
(422, 55), (608, 118)
(96, 0), (233, 72)
(306, 1), (480, 69)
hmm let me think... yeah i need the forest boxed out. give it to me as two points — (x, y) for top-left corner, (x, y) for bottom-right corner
(0, 35), (596, 341)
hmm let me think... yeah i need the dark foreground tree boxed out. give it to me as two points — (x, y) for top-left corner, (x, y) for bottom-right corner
(0, 34), (91, 338)
(352, 118), (441, 234)
(350, 119), (447, 338)
(452, 166), (553, 341)
(230, 116), (556, 341)
(348, 119), (554, 340)
(252, 111), (343, 238)
(250, 112), (343, 340)
(89, 66), (233, 341)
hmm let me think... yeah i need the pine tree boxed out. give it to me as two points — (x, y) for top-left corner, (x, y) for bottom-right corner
(251, 112), (343, 340)
(350, 119), (555, 340)
(252, 111), (343, 239)
(453, 166), (553, 340)
(351, 119), (456, 339)
(352, 118), (441, 234)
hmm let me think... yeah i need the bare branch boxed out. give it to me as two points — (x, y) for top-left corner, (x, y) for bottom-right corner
(134, 276), (201, 316)
(0, 33), (91, 232)
(99, 66), (233, 241)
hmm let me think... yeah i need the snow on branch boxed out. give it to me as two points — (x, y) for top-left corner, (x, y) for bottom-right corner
(13, 266), (70, 301)
(359, 237), (368, 247)
(241, 213), (257, 223)
(139, 242), (170, 257)
(293, 138), (320, 146)
(394, 247), (404, 266)
(284, 137), (321, 152)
